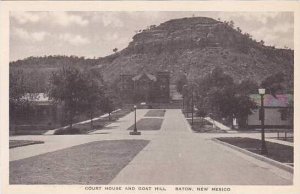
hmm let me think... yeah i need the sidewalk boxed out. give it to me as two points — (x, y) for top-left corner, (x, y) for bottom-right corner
(204, 117), (231, 131)
(111, 109), (292, 185)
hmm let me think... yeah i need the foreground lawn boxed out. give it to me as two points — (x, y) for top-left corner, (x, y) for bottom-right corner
(10, 140), (149, 184)
(217, 137), (293, 164)
(9, 140), (44, 149)
(144, 110), (166, 117)
(127, 118), (163, 131)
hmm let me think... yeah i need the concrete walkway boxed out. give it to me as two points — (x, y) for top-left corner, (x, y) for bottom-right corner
(204, 117), (231, 131)
(111, 109), (292, 185)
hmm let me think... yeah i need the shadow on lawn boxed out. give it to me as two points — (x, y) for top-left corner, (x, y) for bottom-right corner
(10, 140), (149, 184)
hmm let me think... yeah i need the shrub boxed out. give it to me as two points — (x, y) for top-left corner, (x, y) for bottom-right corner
(54, 127), (82, 135)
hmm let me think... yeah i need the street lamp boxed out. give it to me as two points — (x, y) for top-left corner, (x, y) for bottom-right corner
(191, 85), (194, 126)
(182, 85), (187, 113)
(258, 88), (268, 155)
(130, 105), (141, 135)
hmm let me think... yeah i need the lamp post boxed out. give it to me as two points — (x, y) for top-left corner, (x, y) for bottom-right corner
(191, 85), (194, 126)
(130, 105), (141, 135)
(258, 88), (268, 155)
(182, 85), (187, 113)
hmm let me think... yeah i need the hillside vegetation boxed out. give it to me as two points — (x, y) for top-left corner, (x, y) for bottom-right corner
(10, 17), (294, 91)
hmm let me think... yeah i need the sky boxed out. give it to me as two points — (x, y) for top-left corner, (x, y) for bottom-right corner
(10, 11), (294, 62)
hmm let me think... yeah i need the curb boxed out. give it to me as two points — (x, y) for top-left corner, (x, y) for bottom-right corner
(9, 141), (44, 149)
(44, 109), (122, 135)
(212, 138), (294, 173)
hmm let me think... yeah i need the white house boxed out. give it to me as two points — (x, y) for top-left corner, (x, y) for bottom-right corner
(247, 94), (293, 128)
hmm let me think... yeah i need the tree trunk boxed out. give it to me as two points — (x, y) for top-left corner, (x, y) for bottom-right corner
(69, 111), (73, 129)
(90, 111), (93, 130)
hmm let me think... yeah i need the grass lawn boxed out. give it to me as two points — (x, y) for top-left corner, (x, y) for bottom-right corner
(187, 118), (226, 133)
(277, 137), (294, 143)
(127, 118), (163, 131)
(11, 127), (50, 136)
(217, 137), (293, 163)
(10, 140), (149, 184)
(144, 110), (166, 117)
(54, 109), (132, 135)
(9, 140), (44, 149)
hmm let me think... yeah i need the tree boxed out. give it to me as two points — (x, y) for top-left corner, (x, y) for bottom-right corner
(234, 94), (257, 127)
(101, 96), (114, 120)
(192, 68), (257, 128)
(192, 67), (235, 117)
(10, 70), (29, 126)
(83, 70), (105, 130)
(259, 40), (265, 46)
(9, 69), (41, 126)
(229, 20), (235, 28)
(10, 70), (27, 106)
(237, 79), (258, 95)
(48, 66), (87, 129)
(261, 72), (286, 95)
(113, 48), (118, 53)
(176, 74), (187, 94)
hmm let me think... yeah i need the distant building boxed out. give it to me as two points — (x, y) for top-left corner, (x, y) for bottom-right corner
(120, 71), (170, 103)
(247, 94), (293, 128)
(17, 93), (62, 126)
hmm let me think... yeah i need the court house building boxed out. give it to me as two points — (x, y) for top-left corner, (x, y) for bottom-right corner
(120, 71), (170, 103)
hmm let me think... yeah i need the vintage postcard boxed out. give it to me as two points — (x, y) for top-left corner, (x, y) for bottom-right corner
(0, 1), (300, 194)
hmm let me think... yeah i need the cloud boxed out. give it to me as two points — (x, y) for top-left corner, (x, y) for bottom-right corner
(11, 12), (40, 24)
(91, 13), (124, 28)
(250, 21), (293, 48)
(58, 33), (90, 46)
(11, 12), (89, 27)
(273, 22), (293, 33)
(13, 27), (48, 42)
(52, 12), (89, 27)
(217, 12), (279, 25)
(104, 32), (119, 41)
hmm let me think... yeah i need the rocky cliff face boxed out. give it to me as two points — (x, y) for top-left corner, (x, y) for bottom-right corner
(10, 17), (294, 90)
(97, 17), (293, 89)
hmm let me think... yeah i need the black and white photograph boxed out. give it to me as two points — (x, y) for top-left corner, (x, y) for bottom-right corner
(1, 1), (299, 194)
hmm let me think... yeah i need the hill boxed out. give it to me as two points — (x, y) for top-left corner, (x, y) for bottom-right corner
(10, 17), (294, 91)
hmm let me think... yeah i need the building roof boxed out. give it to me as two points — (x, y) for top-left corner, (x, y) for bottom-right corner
(249, 94), (293, 108)
(22, 93), (52, 105)
(132, 72), (157, 81)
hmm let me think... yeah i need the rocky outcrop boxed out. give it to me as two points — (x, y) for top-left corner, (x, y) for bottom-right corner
(10, 17), (294, 91)
(98, 17), (293, 90)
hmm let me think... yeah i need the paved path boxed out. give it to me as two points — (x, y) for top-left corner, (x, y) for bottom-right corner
(204, 116), (231, 131)
(111, 109), (292, 185)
